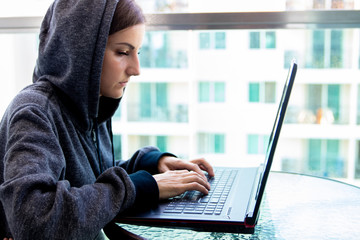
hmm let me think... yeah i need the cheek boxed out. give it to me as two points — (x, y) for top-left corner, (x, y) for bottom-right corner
(101, 56), (116, 91)
(103, 58), (126, 78)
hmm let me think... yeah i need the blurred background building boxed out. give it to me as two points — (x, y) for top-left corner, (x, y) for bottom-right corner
(1, 0), (360, 185)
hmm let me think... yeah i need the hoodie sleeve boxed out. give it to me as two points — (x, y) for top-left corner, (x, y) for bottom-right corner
(117, 147), (177, 209)
(0, 104), (135, 240)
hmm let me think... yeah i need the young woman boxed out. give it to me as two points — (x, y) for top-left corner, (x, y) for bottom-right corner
(0, 0), (214, 239)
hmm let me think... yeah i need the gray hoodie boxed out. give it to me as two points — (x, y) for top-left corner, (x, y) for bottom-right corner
(0, 0), (167, 239)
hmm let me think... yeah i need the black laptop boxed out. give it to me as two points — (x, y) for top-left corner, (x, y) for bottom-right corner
(116, 60), (298, 234)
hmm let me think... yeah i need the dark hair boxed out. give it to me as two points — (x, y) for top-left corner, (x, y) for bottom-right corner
(109, 0), (146, 35)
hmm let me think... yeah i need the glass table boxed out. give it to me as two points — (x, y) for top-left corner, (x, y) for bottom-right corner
(118, 172), (360, 239)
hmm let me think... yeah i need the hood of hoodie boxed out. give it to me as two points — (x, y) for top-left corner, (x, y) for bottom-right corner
(33, 0), (120, 131)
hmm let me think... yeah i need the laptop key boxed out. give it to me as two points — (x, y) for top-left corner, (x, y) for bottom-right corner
(210, 198), (220, 203)
(163, 209), (183, 214)
(204, 210), (215, 215)
(200, 197), (210, 203)
(164, 169), (238, 215)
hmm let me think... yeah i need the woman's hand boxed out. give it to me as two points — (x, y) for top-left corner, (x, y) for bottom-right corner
(158, 156), (215, 179)
(154, 156), (215, 200)
(153, 170), (210, 200)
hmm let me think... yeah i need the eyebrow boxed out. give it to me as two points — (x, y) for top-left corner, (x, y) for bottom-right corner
(115, 42), (135, 50)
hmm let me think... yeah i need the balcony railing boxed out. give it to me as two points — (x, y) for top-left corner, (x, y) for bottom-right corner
(1, 10), (360, 32)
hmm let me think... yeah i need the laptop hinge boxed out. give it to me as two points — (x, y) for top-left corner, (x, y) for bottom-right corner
(245, 213), (258, 228)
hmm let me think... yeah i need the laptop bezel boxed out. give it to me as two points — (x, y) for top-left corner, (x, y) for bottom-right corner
(245, 60), (297, 226)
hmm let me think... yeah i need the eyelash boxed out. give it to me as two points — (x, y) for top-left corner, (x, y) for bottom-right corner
(116, 51), (141, 56)
(117, 51), (129, 56)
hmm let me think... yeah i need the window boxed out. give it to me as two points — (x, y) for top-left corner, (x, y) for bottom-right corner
(309, 30), (344, 68)
(199, 32), (211, 49)
(265, 32), (276, 48)
(156, 136), (167, 152)
(198, 82), (225, 103)
(249, 32), (260, 49)
(330, 30), (343, 68)
(215, 32), (226, 49)
(307, 84), (341, 124)
(199, 32), (226, 50)
(139, 135), (168, 152)
(247, 134), (269, 154)
(249, 82), (276, 103)
(356, 141), (360, 178)
(126, 82), (188, 123)
(198, 133), (225, 154)
(113, 108), (121, 121)
(113, 134), (122, 160)
(140, 31), (188, 68)
(308, 139), (344, 178)
(249, 31), (276, 49)
(312, 30), (325, 68)
(138, 83), (168, 121)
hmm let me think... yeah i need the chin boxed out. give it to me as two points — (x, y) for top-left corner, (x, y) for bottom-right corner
(102, 92), (124, 99)
(112, 93), (124, 99)
(101, 87), (125, 99)
(114, 90), (125, 99)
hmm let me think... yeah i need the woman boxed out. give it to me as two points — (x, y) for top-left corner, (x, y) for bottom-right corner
(0, 0), (214, 239)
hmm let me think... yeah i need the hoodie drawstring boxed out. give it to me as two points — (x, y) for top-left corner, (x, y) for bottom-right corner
(93, 119), (103, 174)
(93, 118), (116, 175)
(106, 119), (115, 168)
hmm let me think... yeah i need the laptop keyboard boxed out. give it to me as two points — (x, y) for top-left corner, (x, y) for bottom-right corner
(163, 168), (237, 215)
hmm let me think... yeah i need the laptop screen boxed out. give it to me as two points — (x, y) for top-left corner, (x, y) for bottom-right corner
(246, 60), (297, 226)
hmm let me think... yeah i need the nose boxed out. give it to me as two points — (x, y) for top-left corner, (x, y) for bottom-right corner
(127, 54), (141, 76)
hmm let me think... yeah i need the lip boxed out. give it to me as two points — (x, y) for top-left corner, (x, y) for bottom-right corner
(119, 81), (128, 86)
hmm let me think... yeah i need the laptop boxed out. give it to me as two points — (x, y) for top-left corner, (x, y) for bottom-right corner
(116, 60), (298, 234)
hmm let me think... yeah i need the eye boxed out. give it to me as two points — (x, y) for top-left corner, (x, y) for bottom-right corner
(116, 50), (129, 56)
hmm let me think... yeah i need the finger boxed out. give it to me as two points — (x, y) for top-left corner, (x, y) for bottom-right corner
(190, 158), (215, 177)
(154, 171), (209, 199)
(178, 172), (210, 194)
(165, 170), (210, 191)
(163, 159), (207, 181)
(181, 171), (210, 190)
(184, 181), (209, 195)
(188, 163), (207, 179)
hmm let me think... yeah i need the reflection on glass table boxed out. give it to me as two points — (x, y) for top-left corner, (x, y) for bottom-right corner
(118, 171), (360, 240)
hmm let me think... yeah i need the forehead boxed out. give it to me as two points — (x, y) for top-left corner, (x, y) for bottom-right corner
(107, 24), (145, 48)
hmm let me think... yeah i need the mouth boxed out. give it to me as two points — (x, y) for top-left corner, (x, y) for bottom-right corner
(119, 81), (128, 86)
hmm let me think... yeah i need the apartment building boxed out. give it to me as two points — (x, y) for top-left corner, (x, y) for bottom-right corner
(112, 0), (360, 185)
(1, 0), (360, 185)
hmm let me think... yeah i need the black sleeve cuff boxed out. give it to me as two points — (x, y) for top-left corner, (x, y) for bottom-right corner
(128, 170), (159, 210)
